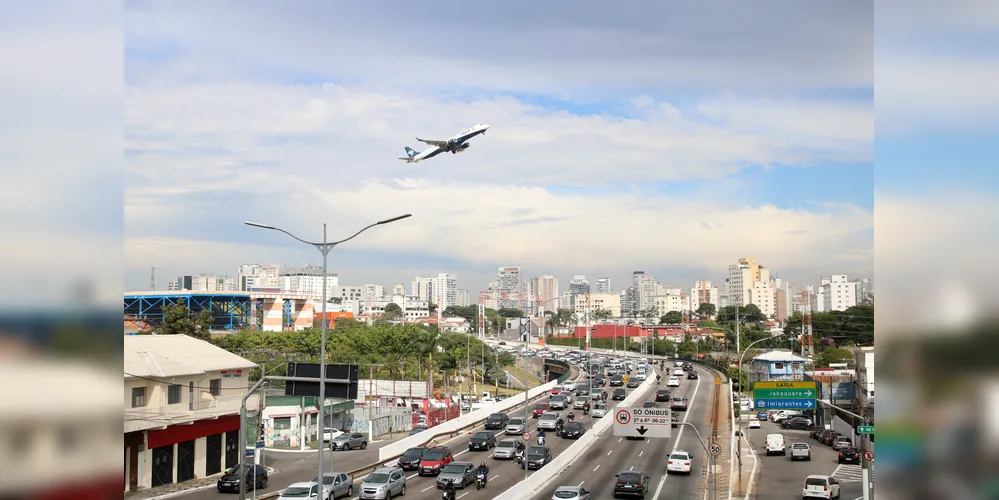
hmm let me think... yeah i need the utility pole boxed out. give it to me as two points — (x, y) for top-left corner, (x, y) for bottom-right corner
(860, 400), (873, 499)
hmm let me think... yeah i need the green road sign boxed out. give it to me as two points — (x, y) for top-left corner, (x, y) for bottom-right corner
(754, 388), (815, 399)
(858, 426), (875, 434)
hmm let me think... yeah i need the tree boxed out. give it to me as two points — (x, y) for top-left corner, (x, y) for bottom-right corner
(742, 304), (766, 323)
(383, 302), (404, 321)
(155, 301), (213, 340)
(660, 311), (683, 324)
(497, 308), (524, 318)
(696, 302), (716, 318)
(817, 348), (853, 367)
(592, 308), (614, 320)
(642, 307), (659, 324)
(428, 302), (438, 314)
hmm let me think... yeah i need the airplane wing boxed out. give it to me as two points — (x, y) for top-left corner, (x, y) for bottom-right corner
(416, 137), (448, 147)
(398, 157), (416, 162)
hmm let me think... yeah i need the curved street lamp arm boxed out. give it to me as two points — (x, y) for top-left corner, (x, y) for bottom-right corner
(243, 221), (319, 247)
(330, 214), (412, 246)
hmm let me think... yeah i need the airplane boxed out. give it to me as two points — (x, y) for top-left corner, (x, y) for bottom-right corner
(398, 123), (490, 163)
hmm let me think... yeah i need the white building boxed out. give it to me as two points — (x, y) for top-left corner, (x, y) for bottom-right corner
(821, 275), (857, 312)
(749, 281), (776, 319)
(853, 347), (874, 407)
(528, 275), (560, 313)
(367, 295), (430, 321)
(2, 355), (120, 498)
(412, 273), (458, 309)
(725, 257), (771, 307)
(575, 293), (621, 318)
(179, 273), (237, 293)
(635, 273), (659, 310)
(278, 265), (340, 300)
(652, 291), (689, 318)
(690, 280), (719, 315)
(124, 335), (259, 492)
(595, 277), (611, 294)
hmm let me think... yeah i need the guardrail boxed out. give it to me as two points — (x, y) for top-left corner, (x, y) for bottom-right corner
(677, 356), (731, 382)
(492, 369), (658, 499)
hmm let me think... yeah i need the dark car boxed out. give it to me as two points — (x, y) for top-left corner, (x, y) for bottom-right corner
(217, 464), (268, 493)
(838, 446), (861, 464)
(610, 374), (624, 386)
(686, 371), (698, 379)
(815, 429), (832, 443)
(397, 447), (427, 470)
(612, 388), (627, 400)
(823, 431), (843, 446)
(521, 445), (553, 470)
(627, 378), (640, 388)
(561, 421), (585, 439)
(614, 471), (649, 498)
(593, 375), (606, 387)
(643, 401), (657, 408)
(484, 413), (509, 429)
(410, 425), (428, 436)
(682, 363), (693, 371)
(468, 431), (496, 451)
(782, 417), (813, 430)
(809, 427), (824, 440)
(655, 389), (671, 402)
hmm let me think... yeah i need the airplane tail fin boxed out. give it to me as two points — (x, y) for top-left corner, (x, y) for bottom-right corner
(404, 146), (418, 158)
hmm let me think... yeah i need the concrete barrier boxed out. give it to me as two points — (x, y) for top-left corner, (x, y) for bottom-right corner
(378, 378), (561, 461)
(492, 371), (658, 499)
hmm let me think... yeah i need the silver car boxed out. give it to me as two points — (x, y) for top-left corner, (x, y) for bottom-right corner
(552, 485), (592, 499)
(313, 473), (353, 499)
(790, 442), (811, 461)
(492, 439), (519, 460)
(330, 433), (367, 451)
(358, 467), (406, 499)
(506, 418), (527, 435)
(573, 395), (590, 410)
(591, 402), (608, 418)
(538, 412), (561, 430)
(435, 462), (476, 489)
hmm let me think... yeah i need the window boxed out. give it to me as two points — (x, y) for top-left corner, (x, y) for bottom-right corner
(168, 384), (182, 405)
(209, 378), (221, 396)
(274, 417), (292, 430)
(773, 362), (785, 370)
(131, 387), (147, 408)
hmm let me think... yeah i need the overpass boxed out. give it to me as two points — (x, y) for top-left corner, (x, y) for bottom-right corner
(123, 291), (315, 332)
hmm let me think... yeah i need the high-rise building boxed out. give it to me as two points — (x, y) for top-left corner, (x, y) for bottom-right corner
(412, 273), (458, 309)
(393, 283), (406, 296)
(690, 281), (720, 315)
(279, 265), (339, 300)
(596, 277), (611, 294)
(621, 287), (638, 316)
(821, 275), (857, 312)
(635, 274), (659, 311)
(725, 257), (771, 307)
(853, 278), (873, 305)
(568, 275), (590, 306)
(529, 275), (560, 313)
(496, 267), (523, 308)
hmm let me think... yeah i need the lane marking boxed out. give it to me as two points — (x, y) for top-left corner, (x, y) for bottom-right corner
(652, 368), (702, 500)
(639, 450), (644, 457)
(421, 485), (435, 492)
(593, 464), (600, 472)
(607, 450), (613, 456)
(578, 480), (585, 487)
(630, 465), (635, 471)
(741, 431), (759, 500)
(618, 438), (623, 443)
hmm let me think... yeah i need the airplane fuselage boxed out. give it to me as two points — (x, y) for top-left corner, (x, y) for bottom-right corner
(401, 124), (490, 163)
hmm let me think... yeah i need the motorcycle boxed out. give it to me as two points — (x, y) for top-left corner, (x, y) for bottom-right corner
(567, 412), (575, 422)
(441, 487), (456, 500)
(476, 472), (487, 490)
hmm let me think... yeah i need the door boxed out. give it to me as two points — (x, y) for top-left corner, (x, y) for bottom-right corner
(224, 431), (239, 469)
(177, 440), (196, 482)
(205, 433), (223, 475)
(151, 445), (174, 487)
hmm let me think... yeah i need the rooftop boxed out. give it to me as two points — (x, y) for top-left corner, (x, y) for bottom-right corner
(752, 350), (808, 363)
(124, 334), (257, 379)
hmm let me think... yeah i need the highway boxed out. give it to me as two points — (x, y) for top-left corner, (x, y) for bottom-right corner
(745, 419), (864, 500)
(378, 370), (649, 500)
(527, 364), (718, 500)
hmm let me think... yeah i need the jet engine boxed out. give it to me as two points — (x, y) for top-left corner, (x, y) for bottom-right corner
(453, 143), (470, 154)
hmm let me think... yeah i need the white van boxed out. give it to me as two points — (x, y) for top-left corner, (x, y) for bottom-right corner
(765, 433), (786, 456)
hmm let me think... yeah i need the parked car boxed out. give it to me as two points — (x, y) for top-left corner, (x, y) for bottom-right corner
(484, 413), (509, 429)
(396, 447), (427, 471)
(809, 427), (825, 440)
(358, 467), (406, 499)
(435, 462), (476, 489)
(418, 446), (454, 476)
(838, 446), (861, 464)
(781, 417), (814, 430)
(832, 436), (853, 451)
(217, 464), (268, 493)
(468, 431), (496, 451)
(822, 431), (843, 446)
(790, 442), (811, 461)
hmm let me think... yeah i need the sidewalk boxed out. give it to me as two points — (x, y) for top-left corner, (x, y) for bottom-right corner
(123, 466), (275, 500)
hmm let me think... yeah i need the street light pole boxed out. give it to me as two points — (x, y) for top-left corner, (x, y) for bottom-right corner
(735, 333), (788, 469)
(244, 214), (411, 484)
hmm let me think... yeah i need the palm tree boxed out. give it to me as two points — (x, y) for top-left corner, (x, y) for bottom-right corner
(592, 308), (613, 321)
(642, 307), (659, 324)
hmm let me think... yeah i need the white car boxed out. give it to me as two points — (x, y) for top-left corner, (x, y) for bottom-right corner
(591, 403), (607, 418)
(562, 381), (576, 391)
(321, 427), (343, 443)
(748, 419), (761, 429)
(667, 377), (680, 387)
(802, 475), (841, 499)
(666, 451), (692, 474)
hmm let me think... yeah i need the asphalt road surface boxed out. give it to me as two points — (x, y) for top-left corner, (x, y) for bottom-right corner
(746, 419), (864, 500)
(529, 365), (718, 500)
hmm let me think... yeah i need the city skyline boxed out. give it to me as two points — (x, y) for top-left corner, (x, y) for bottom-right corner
(123, 2), (873, 298)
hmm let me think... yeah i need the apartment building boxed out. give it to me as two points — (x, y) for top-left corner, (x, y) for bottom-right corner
(595, 277), (611, 294)
(124, 335), (259, 492)
(573, 293), (621, 318)
(821, 275), (858, 312)
(690, 280), (719, 314)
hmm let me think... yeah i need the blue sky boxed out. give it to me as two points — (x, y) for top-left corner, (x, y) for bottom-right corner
(123, 1), (875, 293)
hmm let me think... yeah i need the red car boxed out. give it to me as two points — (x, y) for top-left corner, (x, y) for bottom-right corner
(533, 402), (550, 418)
(418, 446), (453, 476)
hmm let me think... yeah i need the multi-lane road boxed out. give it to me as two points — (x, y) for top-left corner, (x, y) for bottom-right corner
(745, 419), (864, 500)
(527, 364), (716, 500)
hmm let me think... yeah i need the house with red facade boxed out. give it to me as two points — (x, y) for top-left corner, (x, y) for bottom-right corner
(124, 335), (258, 492)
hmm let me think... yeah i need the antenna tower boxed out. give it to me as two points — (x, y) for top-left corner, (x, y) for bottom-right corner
(150, 266), (155, 291)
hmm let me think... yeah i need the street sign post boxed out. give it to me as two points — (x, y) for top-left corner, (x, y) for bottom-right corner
(709, 442), (722, 457)
(863, 450), (874, 462)
(613, 407), (672, 439)
(522, 431), (531, 441)
(752, 381), (816, 411)
(858, 425), (875, 434)
(715, 377), (721, 385)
